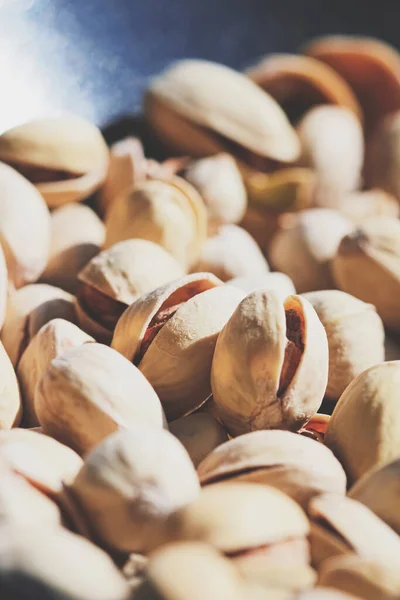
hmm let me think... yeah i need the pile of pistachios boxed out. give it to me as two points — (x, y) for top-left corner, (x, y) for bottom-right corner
(1, 34), (400, 600)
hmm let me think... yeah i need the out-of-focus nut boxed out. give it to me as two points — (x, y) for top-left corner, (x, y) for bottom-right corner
(246, 168), (316, 214)
(338, 189), (399, 224)
(0, 342), (21, 429)
(169, 413), (228, 467)
(367, 110), (400, 202)
(227, 272), (296, 299)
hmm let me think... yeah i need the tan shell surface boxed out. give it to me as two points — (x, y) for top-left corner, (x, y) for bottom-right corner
(169, 413), (228, 467)
(227, 272), (296, 299)
(0, 342), (21, 430)
(37, 167), (108, 208)
(339, 189), (399, 224)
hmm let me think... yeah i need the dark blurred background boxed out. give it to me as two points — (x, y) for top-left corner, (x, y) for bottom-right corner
(0, 0), (399, 135)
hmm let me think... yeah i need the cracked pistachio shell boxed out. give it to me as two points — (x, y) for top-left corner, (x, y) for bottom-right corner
(35, 343), (166, 455)
(211, 291), (328, 436)
(325, 361), (400, 484)
(76, 239), (185, 344)
(0, 162), (50, 288)
(193, 224), (270, 282)
(17, 319), (94, 427)
(0, 116), (109, 207)
(309, 493), (400, 570)
(246, 168), (316, 214)
(269, 209), (354, 293)
(145, 59), (300, 163)
(0, 341), (21, 429)
(0, 523), (130, 600)
(227, 272), (296, 299)
(1, 283), (76, 368)
(332, 218), (400, 329)
(41, 203), (105, 294)
(300, 413), (330, 443)
(66, 425), (200, 554)
(197, 430), (346, 509)
(105, 176), (207, 269)
(169, 413), (228, 467)
(338, 189), (399, 225)
(303, 290), (385, 400)
(112, 273), (245, 420)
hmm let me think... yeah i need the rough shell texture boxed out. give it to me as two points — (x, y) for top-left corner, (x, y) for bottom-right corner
(0, 342), (21, 430)
(227, 272), (296, 299)
(169, 413), (228, 467)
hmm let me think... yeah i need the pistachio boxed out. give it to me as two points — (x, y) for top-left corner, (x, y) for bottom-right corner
(0, 341), (21, 429)
(366, 110), (400, 202)
(338, 189), (399, 224)
(298, 589), (367, 600)
(303, 290), (385, 400)
(65, 425), (200, 553)
(299, 414), (330, 443)
(246, 168), (316, 213)
(76, 239), (185, 343)
(41, 203), (105, 294)
(269, 209), (354, 293)
(104, 176), (207, 269)
(0, 245), (8, 331)
(193, 225), (270, 282)
(169, 413), (228, 467)
(112, 273), (245, 421)
(240, 205), (281, 249)
(325, 361), (400, 485)
(197, 430), (346, 509)
(227, 272), (296, 299)
(0, 116), (109, 207)
(211, 290), (328, 436)
(145, 60), (300, 166)
(0, 162), (50, 288)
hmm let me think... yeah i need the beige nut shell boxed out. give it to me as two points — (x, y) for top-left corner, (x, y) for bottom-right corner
(0, 342), (21, 429)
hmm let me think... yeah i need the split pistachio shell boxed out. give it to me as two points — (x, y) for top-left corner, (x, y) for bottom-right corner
(338, 189), (399, 224)
(0, 342), (21, 429)
(211, 291), (328, 436)
(0, 116), (110, 207)
(112, 273), (245, 420)
(227, 272), (296, 299)
(325, 362), (400, 485)
(197, 430), (346, 509)
(309, 493), (400, 570)
(366, 111), (400, 202)
(17, 319), (94, 427)
(66, 426), (200, 553)
(35, 343), (166, 455)
(0, 162), (50, 288)
(269, 209), (354, 293)
(41, 203), (105, 294)
(303, 290), (385, 400)
(104, 177), (207, 269)
(76, 239), (185, 344)
(193, 225), (270, 282)
(145, 59), (300, 163)
(332, 218), (400, 329)
(300, 414), (330, 443)
(1, 283), (76, 367)
(169, 413), (228, 467)
(246, 168), (316, 213)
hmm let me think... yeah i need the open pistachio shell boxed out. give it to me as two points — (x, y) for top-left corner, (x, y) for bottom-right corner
(338, 189), (399, 224)
(366, 110), (400, 202)
(303, 290), (385, 400)
(41, 203), (105, 294)
(269, 209), (354, 293)
(211, 291), (328, 436)
(169, 413), (228, 467)
(65, 426), (200, 554)
(35, 343), (166, 455)
(0, 162), (50, 288)
(197, 430), (346, 509)
(227, 272), (296, 299)
(17, 319), (94, 427)
(145, 59), (300, 164)
(193, 225), (270, 282)
(0, 342), (21, 429)
(299, 414), (330, 443)
(112, 273), (245, 420)
(246, 168), (316, 213)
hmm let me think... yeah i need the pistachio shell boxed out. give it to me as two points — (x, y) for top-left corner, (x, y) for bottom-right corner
(325, 361), (400, 484)
(246, 168), (316, 213)
(236, 562), (316, 594)
(0, 246), (8, 331)
(112, 273), (245, 420)
(269, 209), (354, 293)
(66, 426), (200, 553)
(146, 59), (300, 163)
(0, 341), (21, 429)
(366, 110), (400, 202)
(227, 272), (296, 299)
(299, 414), (330, 443)
(298, 590), (361, 600)
(41, 203), (105, 293)
(169, 413), (228, 467)
(35, 343), (166, 455)
(17, 319), (94, 427)
(303, 290), (385, 399)
(338, 189), (399, 224)
(211, 291), (328, 436)
(0, 162), (50, 288)
(197, 430), (346, 509)
(37, 167), (109, 208)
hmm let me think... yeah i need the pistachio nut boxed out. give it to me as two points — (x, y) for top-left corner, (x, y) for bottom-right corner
(246, 53), (362, 122)
(0, 162), (50, 288)
(299, 414), (330, 443)
(366, 110), (400, 202)
(1, 283), (77, 367)
(169, 413), (228, 467)
(338, 189), (399, 224)
(41, 203), (105, 294)
(211, 290), (328, 436)
(227, 272), (296, 299)
(104, 176), (207, 268)
(269, 209), (354, 293)
(246, 168), (316, 214)
(0, 116), (109, 207)
(303, 290), (385, 400)
(76, 239), (184, 344)
(197, 430), (346, 509)
(65, 425), (200, 553)
(325, 361), (400, 484)
(309, 493), (400, 570)
(0, 341), (21, 429)
(112, 273), (245, 420)
(193, 225), (270, 282)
